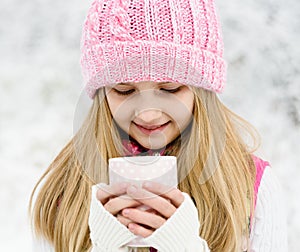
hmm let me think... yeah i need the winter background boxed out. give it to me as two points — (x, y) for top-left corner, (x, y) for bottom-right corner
(0, 0), (299, 250)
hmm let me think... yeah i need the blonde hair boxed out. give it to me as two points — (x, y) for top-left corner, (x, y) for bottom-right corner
(29, 87), (259, 252)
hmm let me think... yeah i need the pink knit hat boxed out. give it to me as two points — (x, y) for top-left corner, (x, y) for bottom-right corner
(80, 0), (227, 99)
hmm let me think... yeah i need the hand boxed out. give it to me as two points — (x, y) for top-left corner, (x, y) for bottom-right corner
(118, 181), (185, 238)
(96, 182), (142, 216)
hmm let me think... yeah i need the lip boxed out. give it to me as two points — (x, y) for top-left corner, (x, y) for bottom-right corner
(133, 122), (170, 135)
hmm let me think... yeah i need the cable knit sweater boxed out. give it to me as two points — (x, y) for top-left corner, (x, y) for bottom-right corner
(32, 166), (288, 251)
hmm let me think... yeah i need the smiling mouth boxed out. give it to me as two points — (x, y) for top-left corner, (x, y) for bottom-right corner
(133, 122), (170, 134)
(136, 122), (169, 129)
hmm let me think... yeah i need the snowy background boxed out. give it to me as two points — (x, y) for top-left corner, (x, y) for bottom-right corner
(0, 0), (299, 250)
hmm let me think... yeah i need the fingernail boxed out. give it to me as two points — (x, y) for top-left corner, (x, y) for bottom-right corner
(128, 223), (135, 231)
(128, 185), (137, 193)
(123, 209), (130, 215)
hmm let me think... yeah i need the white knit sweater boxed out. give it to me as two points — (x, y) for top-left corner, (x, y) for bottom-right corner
(32, 166), (288, 251)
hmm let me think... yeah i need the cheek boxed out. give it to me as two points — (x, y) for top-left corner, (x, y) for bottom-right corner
(106, 91), (121, 116)
(175, 110), (193, 132)
(106, 93), (119, 116)
(183, 90), (195, 113)
(171, 92), (194, 131)
(106, 94), (135, 132)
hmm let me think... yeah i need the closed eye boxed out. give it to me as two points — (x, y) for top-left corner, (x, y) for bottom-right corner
(113, 89), (135, 96)
(112, 87), (182, 96)
(160, 87), (181, 93)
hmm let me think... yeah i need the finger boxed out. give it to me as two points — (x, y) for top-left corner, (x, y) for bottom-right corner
(128, 223), (154, 238)
(104, 195), (142, 216)
(96, 182), (129, 204)
(126, 185), (176, 218)
(122, 208), (166, 230)
(116, 213), (134, 227)
(142, 181), (185, 207)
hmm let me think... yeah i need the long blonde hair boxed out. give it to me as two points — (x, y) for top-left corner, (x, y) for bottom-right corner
(29, 87), (259, 252)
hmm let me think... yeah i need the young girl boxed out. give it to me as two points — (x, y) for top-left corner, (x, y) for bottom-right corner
(29, 0), (287, 251)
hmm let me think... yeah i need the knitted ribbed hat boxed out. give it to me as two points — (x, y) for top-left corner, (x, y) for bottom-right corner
(80, 0), (226, 99)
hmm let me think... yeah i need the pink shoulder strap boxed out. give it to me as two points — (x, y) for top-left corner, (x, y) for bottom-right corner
(249, 156), (269, 233)
(253, 155), (270, 209)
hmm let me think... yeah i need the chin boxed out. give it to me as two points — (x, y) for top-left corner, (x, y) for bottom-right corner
(137, 137), (168, 150)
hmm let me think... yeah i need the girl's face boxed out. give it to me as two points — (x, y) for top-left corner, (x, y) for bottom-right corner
(105, 81), (194, 149)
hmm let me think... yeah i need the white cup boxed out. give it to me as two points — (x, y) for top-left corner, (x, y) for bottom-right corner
(108, 155), (178, 247)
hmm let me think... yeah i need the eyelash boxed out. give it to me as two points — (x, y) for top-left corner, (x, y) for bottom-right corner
(113, 87), (181, 96)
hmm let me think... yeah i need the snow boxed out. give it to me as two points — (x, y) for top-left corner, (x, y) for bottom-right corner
(0, 0), (299, 250)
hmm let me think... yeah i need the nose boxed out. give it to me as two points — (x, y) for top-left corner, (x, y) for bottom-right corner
(135, 109), (163, 124)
